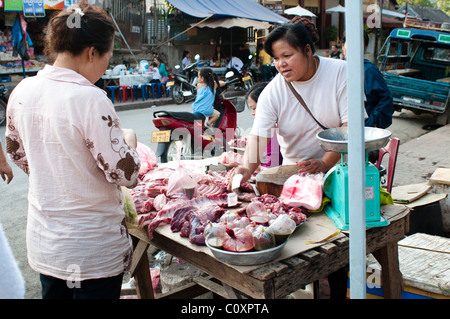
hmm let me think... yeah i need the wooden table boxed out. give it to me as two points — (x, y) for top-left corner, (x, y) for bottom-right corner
(127, 205), (409, 299)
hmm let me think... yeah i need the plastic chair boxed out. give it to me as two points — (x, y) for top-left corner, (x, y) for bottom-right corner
(375, 137), (400, 193)
(118, 85), (134, 102)
(150, 83), (162, 99)
(106, 86), (119, 104)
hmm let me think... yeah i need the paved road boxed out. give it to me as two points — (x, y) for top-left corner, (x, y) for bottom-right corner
(0, 103), (437, 298)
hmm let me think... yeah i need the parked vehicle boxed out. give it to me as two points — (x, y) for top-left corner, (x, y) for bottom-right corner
(152, 94), (240, 163)
(225, 54), (254, 92)
(0, 85), (9, 126)
(166, 54), (200, 104)
(377, 27), (450, 125)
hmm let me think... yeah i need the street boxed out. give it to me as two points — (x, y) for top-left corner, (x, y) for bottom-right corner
(0, 102), (436, 299)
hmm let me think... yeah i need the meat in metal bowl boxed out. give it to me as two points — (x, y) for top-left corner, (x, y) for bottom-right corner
(205, 234), (287, 266)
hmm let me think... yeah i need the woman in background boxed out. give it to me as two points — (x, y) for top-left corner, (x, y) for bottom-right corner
(154, 56), (169, 83)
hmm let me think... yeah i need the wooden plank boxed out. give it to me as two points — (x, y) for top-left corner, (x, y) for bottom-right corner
(131, 236), (155, 299)
(194, 277), (230, 299)
(129, 239), (149, 277)
(373, 243), (403, 299)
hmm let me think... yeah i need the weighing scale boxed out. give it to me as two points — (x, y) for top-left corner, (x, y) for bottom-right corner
(316, 127), (392, 230)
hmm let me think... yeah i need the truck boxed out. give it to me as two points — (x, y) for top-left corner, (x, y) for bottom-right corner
(377, 27), (450, 125)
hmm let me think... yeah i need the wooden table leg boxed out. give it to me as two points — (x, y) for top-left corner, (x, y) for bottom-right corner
(130, 237), (154, 299)
(373, 242), (403, 299)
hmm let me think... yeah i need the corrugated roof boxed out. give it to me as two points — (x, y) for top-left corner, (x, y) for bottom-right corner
(397, 5), (450, 23)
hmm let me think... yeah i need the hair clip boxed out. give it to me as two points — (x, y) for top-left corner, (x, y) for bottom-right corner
(74, 8), (85, 16)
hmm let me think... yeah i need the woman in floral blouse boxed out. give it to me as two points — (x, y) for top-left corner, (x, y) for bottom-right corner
(5, 0), (140, 299)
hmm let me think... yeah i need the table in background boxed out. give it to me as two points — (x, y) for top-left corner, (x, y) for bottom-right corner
(127, 205), (410, 299)
(102, 74), (153, 87)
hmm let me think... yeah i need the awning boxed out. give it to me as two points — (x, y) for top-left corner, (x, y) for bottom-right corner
(167, 0), (289, 24)
(194, 17), (271, 29)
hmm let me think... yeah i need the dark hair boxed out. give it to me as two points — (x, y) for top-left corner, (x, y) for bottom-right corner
(44, 0), (114, 61)
(264, 21), (317, 57)
(183, 50), (190, 58)
(246, 82), (268, 105)
(199, 67), (215, 93)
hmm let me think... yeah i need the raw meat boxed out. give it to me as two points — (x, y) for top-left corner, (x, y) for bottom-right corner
(279, 173), (324, 211)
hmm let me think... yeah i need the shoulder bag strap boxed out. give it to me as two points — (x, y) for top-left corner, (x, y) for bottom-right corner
(285, 80), (328, 130)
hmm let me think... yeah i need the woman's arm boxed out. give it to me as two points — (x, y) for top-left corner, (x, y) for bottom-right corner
(227, 134), (269, 190)
(297, 122), (347, 174)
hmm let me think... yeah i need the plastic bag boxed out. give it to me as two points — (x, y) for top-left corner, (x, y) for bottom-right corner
(269, 214), (296, 245)
(136, 142), (157, 176)
(279, 173), (324, 210)
(252, 225), (275, 251)
(166, 141), (197, 199)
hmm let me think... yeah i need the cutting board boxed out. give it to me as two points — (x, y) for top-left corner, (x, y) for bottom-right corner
(391, 182), (432, 203)
(255, 165), (299, 197)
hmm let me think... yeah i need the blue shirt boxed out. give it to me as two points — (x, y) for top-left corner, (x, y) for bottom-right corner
(364, 59), (394, 129)
(192, 85), (215, 118)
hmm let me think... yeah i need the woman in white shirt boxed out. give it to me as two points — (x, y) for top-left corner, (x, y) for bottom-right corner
(230, 19), (349, 185)
(5, 0), (140, 299)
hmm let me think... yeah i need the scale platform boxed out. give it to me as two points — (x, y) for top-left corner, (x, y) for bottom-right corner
(317, 127), (392, 230)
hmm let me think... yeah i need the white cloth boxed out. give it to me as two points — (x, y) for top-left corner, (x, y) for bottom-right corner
(0, 223), (25, 299)
(227, 57), (243, 73)
(5, 65), (140, 281)
(251, 56), (354, 165)
(181, 57), (191, 69)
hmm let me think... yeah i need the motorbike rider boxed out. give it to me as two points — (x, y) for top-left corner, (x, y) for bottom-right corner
(181, 50), (191, 69)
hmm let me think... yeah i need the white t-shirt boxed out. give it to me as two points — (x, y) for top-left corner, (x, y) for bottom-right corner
(251, 56), (350, 165)
(227, 57), (244, 72)
(150, 67), (161, 80)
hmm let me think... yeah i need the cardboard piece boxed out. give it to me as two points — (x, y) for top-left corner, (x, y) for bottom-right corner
(391, 182), (432, 203)
(430, 168), (450, 185)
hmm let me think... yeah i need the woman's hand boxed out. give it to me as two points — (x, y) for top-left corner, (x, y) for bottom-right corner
(227, 166), (253, 191)
(296, 159), (327, 175)
(122, 129), (137, 151)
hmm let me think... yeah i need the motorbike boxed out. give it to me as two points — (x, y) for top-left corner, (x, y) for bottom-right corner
(152, 92), (241, 163)
(0, 85), (9, 126)
(166, 54), (200, 105)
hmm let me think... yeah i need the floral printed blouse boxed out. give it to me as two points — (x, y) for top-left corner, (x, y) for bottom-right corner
(5, 65), (140, 281)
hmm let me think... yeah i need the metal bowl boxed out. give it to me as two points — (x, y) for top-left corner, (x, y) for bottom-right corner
(316, 127), (391, 153)
(205, 235), (287, 266)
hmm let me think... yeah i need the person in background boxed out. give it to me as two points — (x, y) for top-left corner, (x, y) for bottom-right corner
(212, 45), (227, 64)
(181, 50), (191, 69)
(191, 67), (216, 122)
(258, 43), (273, 82)
(207, 73), (226, 127)
(246, 82), (282, 167)
(329, 44), (344, 60)
(154, 56), (168, 83)
(0, 139), (23, 299)
(5, 0), (140, 299)
(342, 32), (393, 163)
(148, 62), (161, 83)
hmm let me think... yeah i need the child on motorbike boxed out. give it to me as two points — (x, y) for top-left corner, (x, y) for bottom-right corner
(191, 67), (219, 124)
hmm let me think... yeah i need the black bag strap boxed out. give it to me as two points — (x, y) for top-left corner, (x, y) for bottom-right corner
(286, 80), (328, 130)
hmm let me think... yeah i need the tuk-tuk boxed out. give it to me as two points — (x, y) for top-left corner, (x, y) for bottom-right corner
(377, 27), (450, 124)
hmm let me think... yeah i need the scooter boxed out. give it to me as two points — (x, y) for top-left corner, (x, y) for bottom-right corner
(166, 54), (200, 105)
(152, 95), (239, 163)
